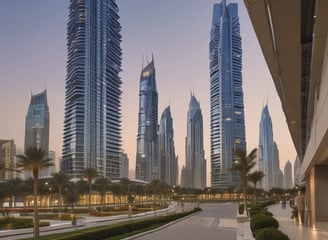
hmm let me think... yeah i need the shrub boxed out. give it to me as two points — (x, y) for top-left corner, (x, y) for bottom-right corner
(249, 209), (273, 217)
(251, 216), (279, 232)
(255, 227), (289, 240)
(59, 214), (73, 220)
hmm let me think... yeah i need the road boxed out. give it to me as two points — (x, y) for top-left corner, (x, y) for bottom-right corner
(130, 202), (238, 240)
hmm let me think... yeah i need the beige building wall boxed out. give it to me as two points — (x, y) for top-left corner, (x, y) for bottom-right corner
(301, 35), (328, 225)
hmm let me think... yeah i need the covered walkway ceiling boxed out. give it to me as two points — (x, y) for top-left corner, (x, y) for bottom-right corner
(243, 0), (328, 161)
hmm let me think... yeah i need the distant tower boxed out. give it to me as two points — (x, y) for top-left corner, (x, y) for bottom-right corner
(0, 139), (17, 180)
(135, 57), (158, 182)
(158, 106), (178, 186)
(61, 0), (122, 179)
(183, 94), (206, 189)
(258, 105), (274, 191)
(210, 0), (246, 188)
(24, 90), (49, 152)
(283, 160), (293, 189)
(24, 90), (50, 178)
(272, 142), (282, 188)
(294, 156), (301, 186)
(119, 152), (129, 179)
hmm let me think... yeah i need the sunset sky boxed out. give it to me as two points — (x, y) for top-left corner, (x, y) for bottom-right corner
(0, 0), (297, 185)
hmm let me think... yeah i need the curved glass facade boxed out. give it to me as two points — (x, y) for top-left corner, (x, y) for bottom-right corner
(183, 94), (206, 189)
(62, 0), (122, 179)
(258, 105), (274, 190)
(24, 89), (49, 153)
(158, 106), (178, 186)
(135, 58), (158, 182)
(210, 0), (246, 188)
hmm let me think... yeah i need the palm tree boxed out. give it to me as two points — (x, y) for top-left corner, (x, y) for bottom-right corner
(94, 177), (110, 210)
(229, 148), (257, 216)
(83, 167), (98, 210)
(248, 170), (264, 204)
(120, 178), (133, 216)
(150, 179), (160, 217)
(6, 178), (23, 208)
(51, 171), (71, 214)
(64, 182), (80, 213)
(16, 146), (53, 239)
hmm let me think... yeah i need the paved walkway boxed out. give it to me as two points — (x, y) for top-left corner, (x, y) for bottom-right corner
(268, 203), (328, 240)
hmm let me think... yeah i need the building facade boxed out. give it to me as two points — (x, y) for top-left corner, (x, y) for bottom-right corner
(283, 160), (293, 189)
(209, 0), (246, 188)
(24, 90), (49, 152)
(183, 94), (206, 189)
(158, 106), (178, 186)
(119, 152), (129, 179)
(24, 90), (50, 179)
(135, 57), (158, 182)
(258, 105), (274, 191)
(0, 139), (18, 180)
(272, 142), (282, 188)
(62, 0), (122, 179)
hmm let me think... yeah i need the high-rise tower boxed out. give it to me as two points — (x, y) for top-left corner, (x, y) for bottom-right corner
(283, 160), (293, 189)
(24, 90), (50, 179)
(62, 0), (122, 179)
(135, 57), (158, 182)
(24, 90), (49, 152)
(210, 0), (246, 188)
(158, 106), (178, 186)
(258, 104), (274, 191)
(183, 94), (206, 189)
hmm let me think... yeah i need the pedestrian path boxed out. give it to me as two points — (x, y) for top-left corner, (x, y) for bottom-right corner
(268, 203), (328, 240)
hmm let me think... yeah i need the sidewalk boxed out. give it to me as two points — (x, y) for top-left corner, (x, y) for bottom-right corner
(268, 203), (328, 240)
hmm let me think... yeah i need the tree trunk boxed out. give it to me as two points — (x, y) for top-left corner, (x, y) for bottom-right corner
(59, 186), (62, 214)
(33, 175), (39, 239)
(243, 176), (247, 216)
(88, 182), (92, 210)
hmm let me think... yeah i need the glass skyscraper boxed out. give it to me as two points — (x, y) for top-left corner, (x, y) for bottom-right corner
(210, 0), (246, 188)
(258, 104), (274, 191)
(158, 106), (178, 186)
(183, 94), (206, 189)
(62, 0), (122, 179)
(135, 57), (158, 182)
(24, 89), (49, 153)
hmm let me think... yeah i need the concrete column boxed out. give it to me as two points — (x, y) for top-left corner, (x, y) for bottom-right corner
(315, 165), (328, 221)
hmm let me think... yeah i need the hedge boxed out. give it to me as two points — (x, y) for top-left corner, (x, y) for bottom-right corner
(255, 227), (289, 240)
(251, 215), (279, 232)
(0, 217), (49, 230)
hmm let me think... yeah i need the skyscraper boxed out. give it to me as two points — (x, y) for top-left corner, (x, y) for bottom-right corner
(283, 160), (293, 189)
(24, 90), (49, 152)
(258, 104), (274, 191)
(272, 142), (282, 188)
(119, 152), (129, 179)
(210, 0), (246, 188)
(183, 94), (206, 189)
(62, 0), (122, 179)
(135, 57), (158, 182)
(24, 90), (50, 178)
(0, 139), (17, 180)
(158, 106), (178, 186)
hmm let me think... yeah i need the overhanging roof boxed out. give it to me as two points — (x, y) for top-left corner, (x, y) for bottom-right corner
(243, 0), (302, 157)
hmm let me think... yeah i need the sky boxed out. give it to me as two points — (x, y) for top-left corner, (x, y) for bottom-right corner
(0, 0), (297, 185)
